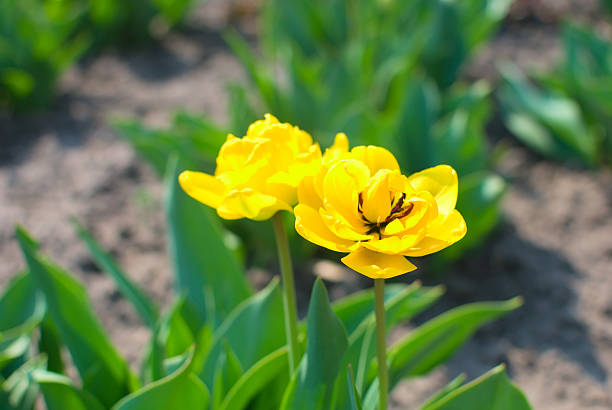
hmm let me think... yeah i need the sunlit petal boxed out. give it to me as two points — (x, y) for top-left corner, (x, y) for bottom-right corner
(350, 145), (400, 174)
(294, 205), (357, 252)
(341, 247), (417, 279)
(407, 165), (458, 214)
(179, 171), (226, 209)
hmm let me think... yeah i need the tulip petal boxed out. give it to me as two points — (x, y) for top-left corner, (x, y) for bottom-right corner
(341, 247), (417, 279)
(350, 146), (400, 174)
(428, 209), (467, 242)
(361, 231), (424, 254)
(246, 113), (280, 139)
(179, 171), (226, 209)
(361, 169), (393, 223)
(407, 165), (458, 214)
(402, 210), (467, 256)
(319, 208), (373, 241)
(323, 160), (371, 227)
(218, 189), (291, 221)
(294, 205), (356, 252)
(297, 176), (323, 209)
(323, 133), (350, 164)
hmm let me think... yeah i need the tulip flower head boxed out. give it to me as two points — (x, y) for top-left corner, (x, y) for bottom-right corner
(294, 135), (467, 279)
(179, 114), (322, 220)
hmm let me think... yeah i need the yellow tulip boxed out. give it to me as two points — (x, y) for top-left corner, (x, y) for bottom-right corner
(179, 114), (322, 220)
(294, 134), (467, 279)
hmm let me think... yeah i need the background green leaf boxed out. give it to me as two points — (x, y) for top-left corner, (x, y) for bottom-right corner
(16, 227), (133, 408)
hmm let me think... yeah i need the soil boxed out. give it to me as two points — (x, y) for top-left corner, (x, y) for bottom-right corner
(1, 1), (611, 409)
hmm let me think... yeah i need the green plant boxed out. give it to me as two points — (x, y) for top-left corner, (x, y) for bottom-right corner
(82, 0), (197, 48)
(1, 156), (532, 409)
(0, 0), (88, 110)
(0, 0), (199, 111)
(498, 23), (612, 166)
(225, 0), (512, 261)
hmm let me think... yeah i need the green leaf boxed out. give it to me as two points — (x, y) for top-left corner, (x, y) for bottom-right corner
(346, 365), (363, 410)
(220, 347), (289, 410)
(0, 337), (30, 372)
(38, 316), (64, 374)
(112, 348), (210, 410)
(334, 284), (444, 410)
(16, 227), (133, 407)
(421, 365), (532, 410)
(0, 272), (45, 344)
(165, 157), (252, 329)
(224, 29), (282, 114)
(498, 64), (598, 165)
(160, 296), (195, 358)
(371, 297), (522, 387)
(75, 221), (159, 328)
(2, 356), (46, 410)
(281, 278), (349, 410)
(420, 374), (466, 409)
(333, 283), (416, 336)
(200, 279), (285, 386)
(34, 370), (106, 410)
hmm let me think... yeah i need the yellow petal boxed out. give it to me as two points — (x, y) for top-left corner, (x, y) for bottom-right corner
(323, 132), (350, 164)
(245, 113), (280, 139)
(217, 188), (291, 221)
(294, 204), (357, 252)
(323, 159), (370, 227)
(341, 247), (417, 279)
(361, 169), (393, 224)
(319, 208), (373, 241)
(427, 209), (467, 242)
(350, 146), (400, 174)
(297, 176), (323, 209)
(179, 171), (226, 209)
(402, 210), (467, 256)
(407, 165), (458, 214)
(381, 193), (437, 236)
(361, 231), (424, 254)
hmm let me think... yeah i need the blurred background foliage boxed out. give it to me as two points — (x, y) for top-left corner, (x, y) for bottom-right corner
(3, 0), (612, 264)
(498, 22), (612, 166)
(0, 0), (199, 111)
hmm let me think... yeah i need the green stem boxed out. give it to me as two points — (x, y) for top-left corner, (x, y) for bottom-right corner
(374, 278), (388, 410)
(272, 212), (300, 374)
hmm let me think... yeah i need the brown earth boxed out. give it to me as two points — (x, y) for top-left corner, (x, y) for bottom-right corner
(1, 1), (611, 409)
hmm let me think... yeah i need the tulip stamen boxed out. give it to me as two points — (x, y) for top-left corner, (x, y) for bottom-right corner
(358, 192), (414, 239)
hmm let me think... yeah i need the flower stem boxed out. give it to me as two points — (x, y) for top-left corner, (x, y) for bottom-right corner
(374, 278), (388, 410)
(272, 212), (300, 374)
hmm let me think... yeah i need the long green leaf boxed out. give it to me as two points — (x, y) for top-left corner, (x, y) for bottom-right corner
(16, 227), (133, 407)
(281, 278), (349, 410)
(0, 273), (45, 344)
(34, 370), (106, 410)
(200, 279), (285, 387)
(165, 157), (252, 329)
(370, 298), (522, 387)
(421, 365), (532, 410)
(420, 374), (466, 409)
(220, 347), (289, 410)
(112, 349), (210, 410)
(75, 221), (159, 328)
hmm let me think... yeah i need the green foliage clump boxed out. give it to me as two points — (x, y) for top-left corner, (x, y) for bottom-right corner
(0, 0), (198, 112)
(0, 0), (87, 110)
(499, 23), (612, 166)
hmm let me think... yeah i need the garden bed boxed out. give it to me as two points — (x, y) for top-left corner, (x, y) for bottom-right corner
(1, 1), (611, 408)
